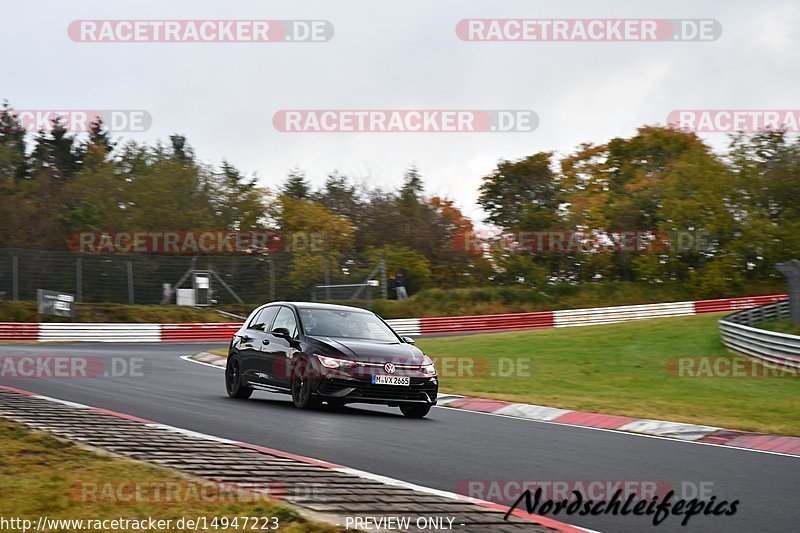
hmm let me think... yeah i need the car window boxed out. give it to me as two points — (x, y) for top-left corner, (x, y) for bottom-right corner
(272, 306), (299, 338)
(299, 308), (398, 342)
(248, 306), (279, 331)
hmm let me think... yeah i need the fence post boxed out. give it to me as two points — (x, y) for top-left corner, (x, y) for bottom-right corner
(11, 254), (19, 300)
(127, 261), (134, 305)
(324, 258), (330, 300)
(268, 260), (275, 301)
(380, 258), (388, 300)
(76, 257), (82, 302)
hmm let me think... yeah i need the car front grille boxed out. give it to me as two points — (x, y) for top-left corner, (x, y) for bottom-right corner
(319, 378), (437, 402)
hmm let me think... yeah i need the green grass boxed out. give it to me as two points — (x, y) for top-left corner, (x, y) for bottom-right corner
(416, 313), (800, 436)
(0, 301), (238, 323)
(0, 421), (339, 532)
(757, 318), (800, 336)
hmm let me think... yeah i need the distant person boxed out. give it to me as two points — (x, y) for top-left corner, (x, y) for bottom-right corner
(395, 272), (408, 300)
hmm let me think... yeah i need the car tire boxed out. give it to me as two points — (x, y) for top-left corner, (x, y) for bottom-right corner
(291, 359), (321, 409)
(400, 404), (431, 418)
(225, 354), (253, 399)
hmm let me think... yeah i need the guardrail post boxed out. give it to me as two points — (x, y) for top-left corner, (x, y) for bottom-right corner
(776, 260), (800, 324)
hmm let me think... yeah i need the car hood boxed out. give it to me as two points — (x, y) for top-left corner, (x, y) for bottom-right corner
(306, 336), (424, 365)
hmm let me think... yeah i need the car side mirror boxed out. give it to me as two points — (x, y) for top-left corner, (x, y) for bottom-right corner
(271, 327), (291, 339)
(401, 336), (416, 345)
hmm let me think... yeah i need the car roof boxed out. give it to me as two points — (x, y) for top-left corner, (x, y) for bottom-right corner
(264, 301), (373, 314)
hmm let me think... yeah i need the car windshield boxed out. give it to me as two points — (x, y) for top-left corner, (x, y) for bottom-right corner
(299, 308), (398, 342)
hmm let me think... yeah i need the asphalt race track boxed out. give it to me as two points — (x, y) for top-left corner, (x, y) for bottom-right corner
(1, 342), (797, 533)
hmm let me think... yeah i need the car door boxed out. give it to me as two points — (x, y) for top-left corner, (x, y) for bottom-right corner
(255, 305), (300, 389)
(238, 305), (279, 384)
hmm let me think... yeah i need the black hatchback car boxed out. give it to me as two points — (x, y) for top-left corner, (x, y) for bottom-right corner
(225, 302), (438, 418)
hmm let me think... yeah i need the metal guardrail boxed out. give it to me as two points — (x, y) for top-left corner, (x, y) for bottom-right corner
(419, 311), (554, 335)
(38, 323), (161, 343)
(386, 318), (421, 336)
(553, 301), (695, 327)
(161, 323), (240, 342)
(719, 301), (800, 369)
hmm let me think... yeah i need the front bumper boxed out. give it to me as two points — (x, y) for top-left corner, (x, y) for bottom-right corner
(317, 375), (439, 405)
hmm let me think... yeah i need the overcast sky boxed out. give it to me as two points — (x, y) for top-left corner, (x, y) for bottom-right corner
(4, 0), (798, 222)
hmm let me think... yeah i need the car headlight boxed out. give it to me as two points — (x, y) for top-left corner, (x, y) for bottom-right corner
(315, 354), (358, 369)
(420, 354), (436, 375)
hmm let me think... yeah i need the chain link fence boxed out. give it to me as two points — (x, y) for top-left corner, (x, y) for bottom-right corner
(0, 249), (276, 305)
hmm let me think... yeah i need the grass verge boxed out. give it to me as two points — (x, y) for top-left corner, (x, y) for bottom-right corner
(415, 313), (800, 436)
(756, 318), (800, 336)
(0, 301), (237, 323)
(0, 420), (339, 532)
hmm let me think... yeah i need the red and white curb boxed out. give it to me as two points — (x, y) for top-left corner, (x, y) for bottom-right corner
(0, 294), (787, 342)
(185, 353), (800, 458)
(435, 396), (800, 457)
(0, 384), (586, 533)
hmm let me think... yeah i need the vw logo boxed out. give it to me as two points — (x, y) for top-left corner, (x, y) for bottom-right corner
(384, 362), (396, 374)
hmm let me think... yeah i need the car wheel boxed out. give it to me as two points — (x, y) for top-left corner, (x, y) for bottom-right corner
(400, 404), (431, 418)
(291, 359), (321, 409)
(225, 355), (253, 399)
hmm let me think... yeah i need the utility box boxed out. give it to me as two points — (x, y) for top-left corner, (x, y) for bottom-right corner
(194, 272), (211, 306)
(176, 288), (195, 306)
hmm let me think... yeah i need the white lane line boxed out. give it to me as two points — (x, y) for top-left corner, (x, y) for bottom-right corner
(180, 354), (227, 369)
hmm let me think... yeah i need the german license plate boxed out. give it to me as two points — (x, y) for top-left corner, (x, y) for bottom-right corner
(372, 374), (410, 386)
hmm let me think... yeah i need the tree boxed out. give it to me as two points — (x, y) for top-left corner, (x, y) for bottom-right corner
(478, 152), (559, 230)
(0, 103), (29, 248)
(560, 126), (731, 283)
(120, 138), (217, 230)
(277, 196), (354, 290)
(281, 167), (310, 199)
(315, 171), (360, 219)
(427, 196), (489, 287)
(210, 161), (267, 231)
(60, 133), (124, 237)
